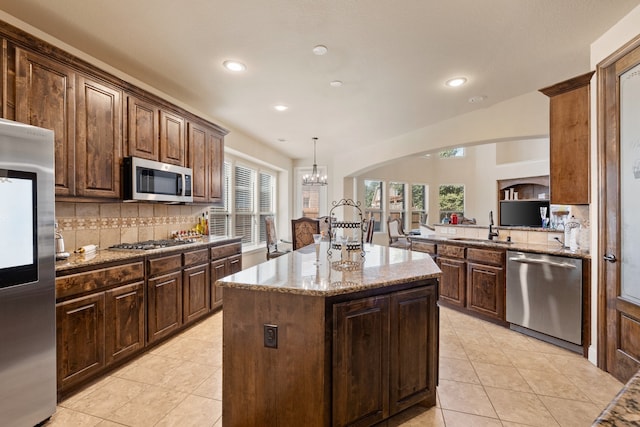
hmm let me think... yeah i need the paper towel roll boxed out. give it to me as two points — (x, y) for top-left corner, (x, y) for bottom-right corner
(75, 244), (98, 254)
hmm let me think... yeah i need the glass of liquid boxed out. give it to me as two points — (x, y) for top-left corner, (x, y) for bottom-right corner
(313, 234), (322, 265)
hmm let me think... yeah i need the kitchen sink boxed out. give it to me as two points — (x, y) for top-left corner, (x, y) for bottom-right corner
(448, 237), (513, 245)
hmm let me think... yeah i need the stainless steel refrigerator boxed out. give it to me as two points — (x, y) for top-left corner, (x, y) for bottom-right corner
(0, 119), (56, 426)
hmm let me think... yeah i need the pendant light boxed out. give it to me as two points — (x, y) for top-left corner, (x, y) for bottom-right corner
(302, 137), (327, 186)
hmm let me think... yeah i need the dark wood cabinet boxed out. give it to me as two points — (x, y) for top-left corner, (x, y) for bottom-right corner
(436, 244), (466, 307)
(126, 95), (159, 161)
(56, 292), (105, 391)
(210, 243), (242, 310)
(147, 270), (183, 343)
(76, 75), (123, 198)
(15, 47), (76, 196)
(389, 286), (438, 414)
(183, 263), (210, 324)
(55, 261), (144, 395)
(332, 285), (438, 427)
(188, 121), (209, 202)
(333, 295), (390, 426)
(208, 130), (225, 204)
(540, 71), (595, 205)
(104, 281), (145, 364)
(160, 109), (185, 166)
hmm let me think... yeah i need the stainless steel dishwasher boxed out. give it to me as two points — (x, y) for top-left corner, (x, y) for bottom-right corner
(506, 250), (583, 352)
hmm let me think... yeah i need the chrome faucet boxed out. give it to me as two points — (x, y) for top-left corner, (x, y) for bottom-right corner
(488, 211), (499, 240)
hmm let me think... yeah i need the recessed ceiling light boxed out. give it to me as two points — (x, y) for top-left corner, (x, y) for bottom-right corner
(273, 105), (288, 112)
(313, 45), (328, 55)
(329, 80), (343, 87)
(223, 60), (246, 72)
(445, 77), (467, 87)
(277, 138), (287, 143)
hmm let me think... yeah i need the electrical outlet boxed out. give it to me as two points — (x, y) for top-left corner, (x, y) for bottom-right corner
(264, 324), (278, 348)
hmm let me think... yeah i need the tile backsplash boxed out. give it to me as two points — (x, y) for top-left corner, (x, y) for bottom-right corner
(56, 202), (209, 252)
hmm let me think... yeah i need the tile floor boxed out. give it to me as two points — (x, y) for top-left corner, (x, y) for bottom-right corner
(47, 307), (624, 427)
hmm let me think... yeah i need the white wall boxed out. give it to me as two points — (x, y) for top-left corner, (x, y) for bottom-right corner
(588, 4), (640, 365)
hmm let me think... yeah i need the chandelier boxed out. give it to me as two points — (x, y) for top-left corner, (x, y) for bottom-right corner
(302, 137), (327, 186)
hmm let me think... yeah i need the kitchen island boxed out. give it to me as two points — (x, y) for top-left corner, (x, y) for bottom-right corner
(216, 243), (441, 427)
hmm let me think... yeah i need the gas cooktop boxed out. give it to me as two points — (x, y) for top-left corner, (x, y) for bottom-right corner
(109, 239), (195, 251)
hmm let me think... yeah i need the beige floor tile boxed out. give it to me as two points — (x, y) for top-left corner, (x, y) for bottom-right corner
(387, 405), (445, 426)
(455, 330), (495, 346)
(566, 374), (625, 407)
(437, 380), (497, 418)
(96, 421), (130, 427)
(439, 338), (468, 360)
(59, 376), (116, 408)
(46, 407), (104, 426)
(517, 368), (589, 401)
(157, 360), (214, 393)
(63, 377), (147, 418)
(439, 357), (480, 384)
(502, 347), (559, 372)
(462, 342), (513, 366)
(471, 361), (533, 392)
(442, 410), (502, 426)
(539, 395), (603, 427)
(193, 367), (223, 400)
(108, 386), (188, 427)
(155, 394), (222, 427)
(484, 386), (559, 426)
(112, 353), (184, 386)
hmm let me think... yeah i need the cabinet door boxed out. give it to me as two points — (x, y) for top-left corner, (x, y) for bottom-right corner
(127, 95), (158, 160)
(466, 262), (505, 321)
(160, 110), (185, 166)
(104, 281), (145, 365)
(228, 254), (242, 274)
(389, 286), (438, 414)
(56, 293), (105, 390)
(183, 263), (210, 324)
(210, 258), (228, 310)
(437, 257), (466, 307)
(208, 131), (224, 203)
(76, 75), (123, 198)
(147, 270), (183, 343)
(187, 121), (208, 202)
(15, 48), (75, 196)
(333, 295), (389, 427)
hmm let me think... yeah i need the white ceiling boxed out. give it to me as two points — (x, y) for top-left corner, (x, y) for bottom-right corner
(0, 0), (639, 161)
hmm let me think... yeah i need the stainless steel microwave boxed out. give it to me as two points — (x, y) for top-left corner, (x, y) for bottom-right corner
(123, 156), (193, 203)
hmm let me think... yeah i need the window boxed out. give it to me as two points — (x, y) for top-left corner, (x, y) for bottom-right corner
(439, 147), (465, 158)
(388, 182), (406, 225)
(301, 186), (321, 218)
(364, 180), (383, 232)
(411, 184), (428, 229)
(209, 156), (278, 249)
(259, 172), (275, 243)
(209, 162), (231, 237)
(439, 184), (464, 222)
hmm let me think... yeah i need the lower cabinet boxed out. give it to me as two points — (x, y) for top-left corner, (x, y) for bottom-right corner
(210, 244), (242, 310)
(333, 285), (438, 426)
(183, 263), (210, 324)
(147, 270), (183, 343)
(437, 257), (466, 307)
(55, 261), (145, 394)
(467, 262), (504, 320)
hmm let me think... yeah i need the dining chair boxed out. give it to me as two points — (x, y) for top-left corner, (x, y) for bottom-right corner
(387, 217), (411, 249)
(291, 217), (320, 250)
(364, 217), (375, 244)
(264, 216), (291, 260)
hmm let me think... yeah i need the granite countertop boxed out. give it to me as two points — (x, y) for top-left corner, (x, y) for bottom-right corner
(55, 236), (240, 274)
(216, 242), (441, 297)
(593, 371), (640, 425)
(410, 234), (590, 259)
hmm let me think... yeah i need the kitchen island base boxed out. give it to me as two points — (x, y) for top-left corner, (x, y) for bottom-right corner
(222, 278), (439, 427)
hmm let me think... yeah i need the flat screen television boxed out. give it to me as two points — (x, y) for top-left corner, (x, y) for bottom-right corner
(499, 200), (549, 228)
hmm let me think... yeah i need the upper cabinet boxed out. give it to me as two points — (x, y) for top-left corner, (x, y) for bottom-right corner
(1, 21), (227, 202)
(540, 71), (595, 205)
(15, 48), (76, 196)
(76, 76), (123, 199)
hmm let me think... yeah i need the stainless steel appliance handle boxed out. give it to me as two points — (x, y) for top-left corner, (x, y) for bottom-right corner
(508, 257), (577, 269)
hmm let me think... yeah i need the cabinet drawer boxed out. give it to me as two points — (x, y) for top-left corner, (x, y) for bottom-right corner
(56, 261), (144, 300)
(411, 241), (436, 254)
(183, 248), (209, 266)
(211, 243), (241, 260)
(437, 244), (465, 259)
(467, 248), (504, 266)
(148, 254), (182, 276)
